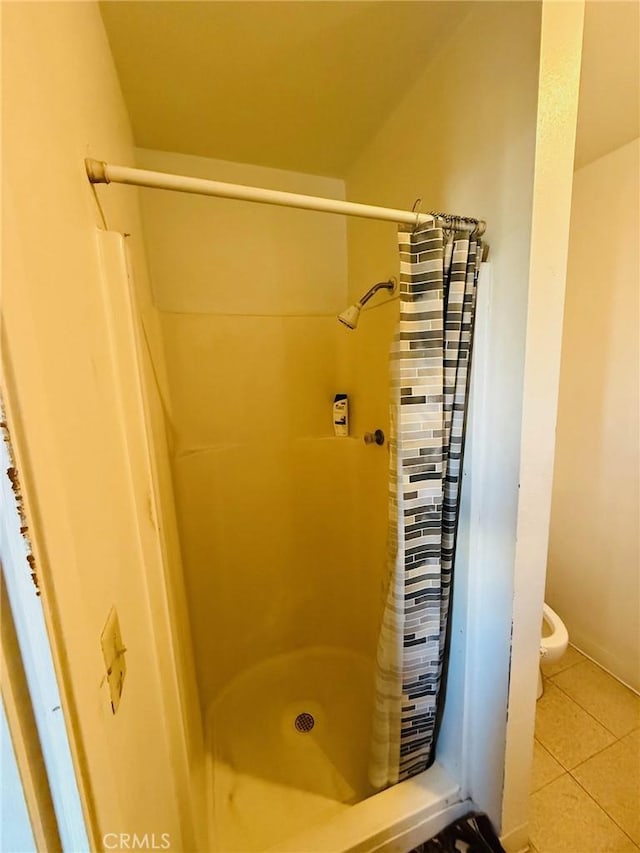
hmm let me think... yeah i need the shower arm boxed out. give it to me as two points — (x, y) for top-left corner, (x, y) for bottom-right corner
(358, 279), (396, 308)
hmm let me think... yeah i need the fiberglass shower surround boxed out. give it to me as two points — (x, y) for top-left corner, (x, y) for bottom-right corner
(85, 157), (484, 786)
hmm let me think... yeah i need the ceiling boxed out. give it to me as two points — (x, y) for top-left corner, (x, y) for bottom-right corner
(101, 1), (639, 178)
(574, 1), (640, 170)
(99, 1), (473, 177)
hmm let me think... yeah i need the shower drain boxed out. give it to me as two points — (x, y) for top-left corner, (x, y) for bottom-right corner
(294, 712), (315, 733)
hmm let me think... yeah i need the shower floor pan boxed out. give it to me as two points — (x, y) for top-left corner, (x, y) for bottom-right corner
(206, 646), (467, 852)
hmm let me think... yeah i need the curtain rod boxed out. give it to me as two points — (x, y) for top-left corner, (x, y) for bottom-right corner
(85, 159), (485, 236)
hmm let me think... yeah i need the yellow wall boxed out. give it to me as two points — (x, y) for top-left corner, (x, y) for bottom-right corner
(343, 0), (542, 827)
(2, 3), (203, 847)
(135, 149), (372, 709)
(547, 137), (640, 691)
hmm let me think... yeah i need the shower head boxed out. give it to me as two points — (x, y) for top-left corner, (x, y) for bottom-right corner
(337, 303), (362, 329)
(337, 278), (396, 330)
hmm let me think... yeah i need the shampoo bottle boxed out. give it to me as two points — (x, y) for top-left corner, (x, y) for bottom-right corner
(333, 394), (349, 437)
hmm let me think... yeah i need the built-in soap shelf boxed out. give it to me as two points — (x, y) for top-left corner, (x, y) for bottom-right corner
(296, 435), (385, 445)
(174, 442), (242, 460)
(173, 436), (379, 461)
(295, 435), (361, 443)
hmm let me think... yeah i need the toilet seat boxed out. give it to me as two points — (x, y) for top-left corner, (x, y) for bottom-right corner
(540, 603), (569, 657)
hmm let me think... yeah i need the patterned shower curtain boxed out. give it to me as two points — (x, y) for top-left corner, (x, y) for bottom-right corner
(370, 222), (482, 788)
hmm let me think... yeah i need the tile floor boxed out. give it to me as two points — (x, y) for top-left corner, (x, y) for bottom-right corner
(529, 645), (640, 853)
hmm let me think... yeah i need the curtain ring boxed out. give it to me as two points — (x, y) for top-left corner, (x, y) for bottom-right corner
(411, 198), (422, 233)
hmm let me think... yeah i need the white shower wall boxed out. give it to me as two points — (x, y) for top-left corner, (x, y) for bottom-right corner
(135, 148), (382, 710)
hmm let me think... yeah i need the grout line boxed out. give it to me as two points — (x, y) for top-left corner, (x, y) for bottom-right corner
(534, 700), (621, 772)
(568, 644), (640, 697)
(532, 669), (640, 851)
(533, 736), (566, 766)
(530, 748), (640, 848)
(547, 678), (623, 739)
(568, 735), (623, 772)
(531, 726), (572, 774)
(530, 739), (566, 794)
(540, 661), (579, 678)
(530, 768), (569, 797)
(540, 647), (586, 679)
(568, 769), (640, 849)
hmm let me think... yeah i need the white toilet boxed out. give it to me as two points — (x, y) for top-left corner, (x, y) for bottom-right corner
(538, 603), (569, 699)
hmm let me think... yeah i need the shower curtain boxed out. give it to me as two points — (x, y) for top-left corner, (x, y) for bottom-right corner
(370, 222), (482, 788)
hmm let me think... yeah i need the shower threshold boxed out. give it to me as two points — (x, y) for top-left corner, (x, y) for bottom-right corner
(272, 762), (467, 853)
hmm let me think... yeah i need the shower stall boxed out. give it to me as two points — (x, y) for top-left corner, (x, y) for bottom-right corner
(113, 146), (490, 852)
(90, 2), (549, 847)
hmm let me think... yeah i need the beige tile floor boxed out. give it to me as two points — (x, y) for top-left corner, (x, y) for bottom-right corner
(529, 646), (640, 853)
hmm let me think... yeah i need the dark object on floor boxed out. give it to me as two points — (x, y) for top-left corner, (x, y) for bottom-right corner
(408, 812), (506, 853)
